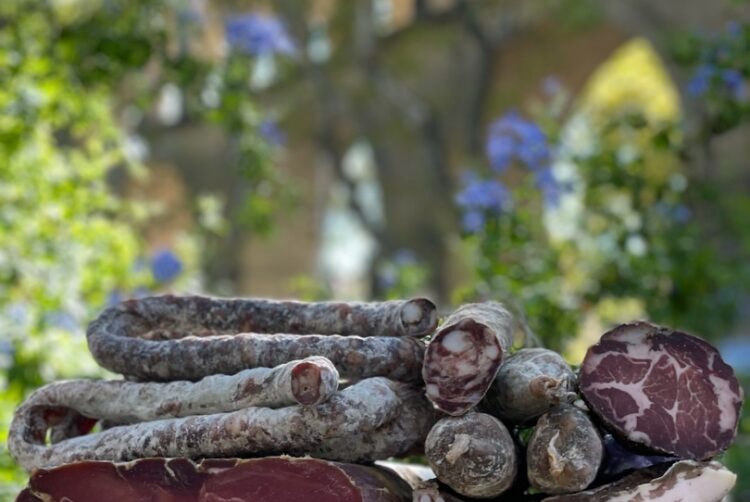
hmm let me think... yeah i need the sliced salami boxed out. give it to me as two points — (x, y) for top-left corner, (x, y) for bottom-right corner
(422, 302), (515, 416)
(579, 322), (743, 459)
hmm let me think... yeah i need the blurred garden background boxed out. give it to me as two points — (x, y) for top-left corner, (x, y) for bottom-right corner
(1, 0), (750, 498)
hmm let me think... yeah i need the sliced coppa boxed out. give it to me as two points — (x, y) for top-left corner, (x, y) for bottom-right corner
(579, 321), (743, 460)
(422, 302), (514, 416)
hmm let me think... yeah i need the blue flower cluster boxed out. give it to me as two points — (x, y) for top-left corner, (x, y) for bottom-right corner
(225, 13), (296, 57)
(259, 119), (286, 146)
(655, 202), (692, 224)
(455, 172), (510, 232)
(486, 112), (551, 172)
(687, 65), (745, 99)
(686, 23), (747, 100)
(151, 249), (183, 283)
(456, 112), (566, 233)
(534, 167), (564, 208)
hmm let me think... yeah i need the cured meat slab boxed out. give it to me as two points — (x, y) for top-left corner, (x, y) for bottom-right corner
(16, 456), (414, 502)
(579, 322), (743, 459)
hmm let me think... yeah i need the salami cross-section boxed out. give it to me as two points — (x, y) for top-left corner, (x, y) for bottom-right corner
(422, 302), (515, 416)
(579, 322), (743, 460)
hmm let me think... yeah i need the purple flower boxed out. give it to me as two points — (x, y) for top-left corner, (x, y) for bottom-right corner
(259, 119), (286, 146)
(687, 65), (715, 97)
(534, 168), (564, 208)
(456, 172), (510, 212)
(722, 68), (745, 98)
(486, 133), (515, 173)
(726, 21), (742, 38)
(462, 210), (485, 233)
(45, 311), (79, 332)
(672, 205), (692, 223)
(456, 172), (510, 233)
(225, 13), (296, 57)
(515, 124), (549, 169)
(485, 112), (550, 172)
(654, 203), (692, 223)
(106, 290), (124, 307)
(151, 249), (183, 283)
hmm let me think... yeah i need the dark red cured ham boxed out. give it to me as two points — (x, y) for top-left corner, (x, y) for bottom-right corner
(16, 456), (414, 502)
(579, 322), (743, 460)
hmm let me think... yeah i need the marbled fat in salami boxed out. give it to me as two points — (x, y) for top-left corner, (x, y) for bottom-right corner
(422, 302), (515, 416)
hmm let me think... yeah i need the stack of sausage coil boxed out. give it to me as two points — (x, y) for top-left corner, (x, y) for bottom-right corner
(8, 296), (744, 502)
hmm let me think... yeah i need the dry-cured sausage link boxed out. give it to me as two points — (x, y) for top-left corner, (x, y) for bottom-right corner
(305, 384), (437, 463)
(17, 456), (414, 502)
(526, 405), (603, 495)
(543, 460), (736, 502)
(422, 302), (515, 416)
(12, 357), (339, 446)
(424, 412), (518, 499)
(88, 324), (425, 382)
(41, 357), (339, 443)
(89, 294), (437, 339)
(481, 348), (577, 424)
(579, 321), (743, 459)
(8, 377), (404, 472)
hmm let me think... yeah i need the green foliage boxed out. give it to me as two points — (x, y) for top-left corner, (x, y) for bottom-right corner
(0, 2), (156, 493)
(0, 1), (283, 494)
(205, 52), (297, 236)
(671, 22), (750, 134)
(456, 87), (750, 351)
(377, 251), (430, 300)
(721, 375), (750, 499)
